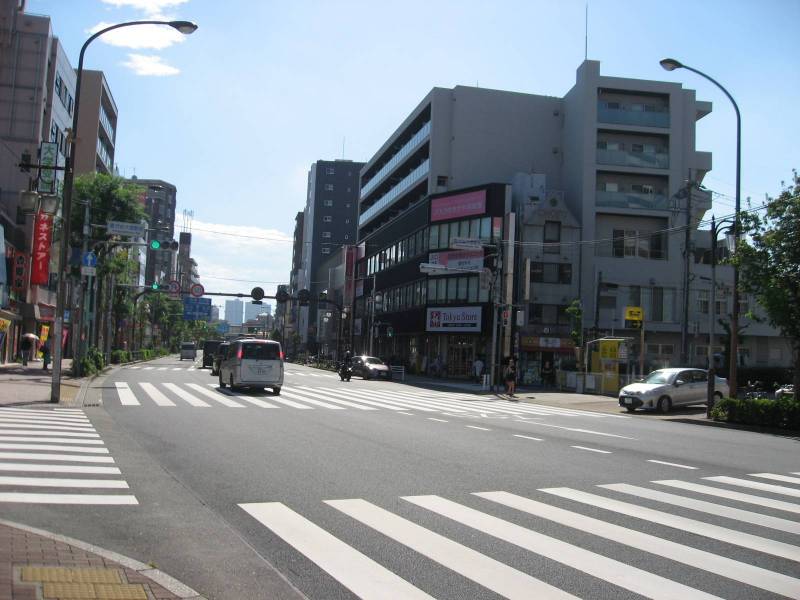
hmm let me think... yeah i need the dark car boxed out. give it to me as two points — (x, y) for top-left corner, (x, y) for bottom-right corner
(211, 342), (229, 376)
(351, 355), (392, 380)
(202, 340), (222, 369)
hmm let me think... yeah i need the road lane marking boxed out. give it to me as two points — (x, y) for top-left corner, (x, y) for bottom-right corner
(397, 412), (414, 416)
(476, 491), (800, 598)
(115, 382), (140, 406)
(0, 443), (108, 454)
(600, 483), (800, 535)
(0, 423), (96, 433)
(571, 446), (611, 454)
(520, 422), (636, 440)
(0, 414), (91, 425)
(157, 367), (168, 371)
(748, 473), (800, 486)
(162, 383), (211, 407)
(0, 492), (137, 504)
(654, 480), (800, 514)
(0, 475), (128, 488)
(513, 435), (543, 441)
(404, 494), (720, 600)
(0, 430), (99, 438)
(186, 384), (244, 408)
(143, 367), (154, 370)
(647, 460), (698, 469)
(306, 387), (414, 410)
(276, 390), (338, 409)
(0, 463), (120, 474)
(0, 436), (103, 445)
(340, 389), (439, 412)
(0, 452), (114, 463)
(466, 425), (491, 431)
(704, 476), (800, 498)
(427, 418), (448, 422)
(294, 387), (377, 410)
(172, 368), (182, 371)
(541, 487), (800, 562)
(239, 502), (434, 600)
(139, 383), (176, 407)
(0, 409), (90, 421)
(327, 498), (579, 600)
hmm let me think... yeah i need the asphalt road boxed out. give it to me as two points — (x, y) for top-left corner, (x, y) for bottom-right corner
(2, 355), (799, 600)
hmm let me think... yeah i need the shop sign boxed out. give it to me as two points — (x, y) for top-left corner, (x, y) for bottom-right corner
(521, 336), (572, 351)
(426, 306), (481, 333)
(37, 142), (58, 194)
(30, 210), (53, 286)
(11, 250), (28, 295)
(431, 190), (486, 222)
(0, 318), (10, 332)
(427, 249), (483, 275)
(492, 216), (503, 239)
(40, 325), (50, 343)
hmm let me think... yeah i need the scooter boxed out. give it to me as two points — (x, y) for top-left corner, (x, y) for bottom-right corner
(339, 363), (352, 382)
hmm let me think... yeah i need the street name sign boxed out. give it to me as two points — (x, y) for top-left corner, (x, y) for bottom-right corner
(183, 297), (212, 321)
(450, 237), (483, 251)
(80, 266), (96, 277)
(107, 221), (146, 238)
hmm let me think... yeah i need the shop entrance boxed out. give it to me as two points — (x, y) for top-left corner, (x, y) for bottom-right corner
(447, 336), (474, 378)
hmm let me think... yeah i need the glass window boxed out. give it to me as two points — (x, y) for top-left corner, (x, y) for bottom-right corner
(428, 279), (437, 302)
(479, 287), (489, 302)
(469, 219), (479, 239)
(459, 220), (470, 238)
(651, 287), (664, 321)
(628, 285), (641, 307)
(447, 278), (457, 300)
(437, 279), (447, 301)
(439, 222), (449, 249)
(544, 221), (561, 254)
(242, 343), (280, 360)
(322, 231), (331, 238)
(321, 247), (331, 255)
(468, 277), (478, 302)
(480, 217), (491, 240)
(559, 264), (572, 284)
(457, 277), (468, 300)
(429, 225), (439, 249)
(421, 281), (427, 304)
(324, 184), (334, 191)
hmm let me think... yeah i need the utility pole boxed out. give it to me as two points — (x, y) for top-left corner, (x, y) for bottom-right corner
(594, 270), (603, 339)
(681, 172), (693, 365)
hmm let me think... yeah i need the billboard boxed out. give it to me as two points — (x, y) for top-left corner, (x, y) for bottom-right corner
(427, 249), (483, 275)
(30, 210), (54, 286)
(430, 190), (486, 222)
(426, 306), (482, 332)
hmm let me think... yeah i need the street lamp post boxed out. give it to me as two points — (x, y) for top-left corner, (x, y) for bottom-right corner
(50, 19), (197, 402)
(660, 58), (742, 398)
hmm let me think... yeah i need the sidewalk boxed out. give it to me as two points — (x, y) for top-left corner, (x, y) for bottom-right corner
(0, 520), (203, 600)
(0, 360), (82, 407)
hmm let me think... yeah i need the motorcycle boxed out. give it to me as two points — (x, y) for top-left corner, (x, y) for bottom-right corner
(339, 363), (352, 382)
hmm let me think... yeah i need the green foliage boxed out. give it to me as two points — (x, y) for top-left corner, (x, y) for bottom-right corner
(87, 346), (105, 371)
(711, 396), (800, 430)
(565, 299), (583, 348)
(111, 350), (132, 364)
(71, 174), (148, 247)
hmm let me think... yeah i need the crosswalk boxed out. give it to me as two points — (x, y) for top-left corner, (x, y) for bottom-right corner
(239, 470), (800, 599)
(107, 382), (622, 419)
(125, 365), (199, 371)
(0, 407), (138, 505)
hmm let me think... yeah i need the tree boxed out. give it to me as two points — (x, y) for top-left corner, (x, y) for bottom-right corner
(734, 170), (800, 400)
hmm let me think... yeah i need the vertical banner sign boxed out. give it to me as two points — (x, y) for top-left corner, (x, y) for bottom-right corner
(38, 142), (58, 194)
(30, 210), (54, 285)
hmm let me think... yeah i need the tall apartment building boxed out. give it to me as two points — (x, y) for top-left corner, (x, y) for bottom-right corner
(353, 60), (789, 380)
(297, 159), (363, 348)
(73, 70), (117, 175)
(225, 298), (243, 326)
(128, 177), (177, 286)
(244, 301), (270, 322)
(176, 231), (197, 292)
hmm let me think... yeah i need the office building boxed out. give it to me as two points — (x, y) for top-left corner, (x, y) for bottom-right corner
(73, 70), (117, 175)
(128, 177), (177, 286)
(225, 299), (243, 326)
(244, 301), (269, 323)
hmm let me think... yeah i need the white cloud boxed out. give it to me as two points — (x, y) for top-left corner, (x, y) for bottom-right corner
(121, 54), (180, 76)
(87, 21), (187, 50)
(100, 0), (189, 16)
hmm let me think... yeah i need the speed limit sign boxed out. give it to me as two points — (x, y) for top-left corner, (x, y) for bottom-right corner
(167, 280), (180, 299)
(189, 282), (205, 298)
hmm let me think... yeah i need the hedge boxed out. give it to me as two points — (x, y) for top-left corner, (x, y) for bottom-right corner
(711, 396), (800, 430)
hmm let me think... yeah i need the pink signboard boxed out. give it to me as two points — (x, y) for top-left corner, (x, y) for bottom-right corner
(431, 190), (486, 222)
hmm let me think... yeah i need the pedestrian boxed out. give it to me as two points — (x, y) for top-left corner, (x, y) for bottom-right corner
(41, 339), (51, 370)
(504, 358), (517, 397)
(473, 356), (484, 383)
(20, 336), (31, 366)
(541, 361), (554, 388)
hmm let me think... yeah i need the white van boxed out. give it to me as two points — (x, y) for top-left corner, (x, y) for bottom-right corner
(219, 339), (283, 394)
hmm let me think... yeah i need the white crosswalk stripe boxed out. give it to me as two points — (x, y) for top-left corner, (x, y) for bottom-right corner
(0, 408), (137, 505)
(186, 384), (244, 408)
(704, 475), (800, 498)
(748, 472), (800, 486)
(139, 382), (176, 406)
(162, 383), (211, 407)
(238, 470), (800, 600)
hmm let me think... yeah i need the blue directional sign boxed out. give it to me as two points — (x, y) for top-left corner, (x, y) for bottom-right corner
(82, 251), (97, 267)
(183, 297), (212, 321)
(216, 322), (230, 334)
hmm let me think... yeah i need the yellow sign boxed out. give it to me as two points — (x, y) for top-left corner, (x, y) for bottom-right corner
(40, 325), (50, 343)
(625, 306), (643, 321)
(599, 340), (620, 359)
(0, 318), (10, 332)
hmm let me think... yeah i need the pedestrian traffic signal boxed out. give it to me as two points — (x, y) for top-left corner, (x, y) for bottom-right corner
(149, 240), (178, 250)
(297, 289), (310, 306)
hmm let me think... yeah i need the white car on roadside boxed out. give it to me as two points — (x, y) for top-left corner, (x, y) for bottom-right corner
(618, 368), (729, 413)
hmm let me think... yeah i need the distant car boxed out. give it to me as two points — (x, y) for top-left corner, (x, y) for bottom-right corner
(219, 339), (284, 394)
(202, 340), (222, 369)
(211, 342), (229, 376)
(351, 355), (392, 380)
(179, 341), (197, 361)
(618, 368), (729, 413)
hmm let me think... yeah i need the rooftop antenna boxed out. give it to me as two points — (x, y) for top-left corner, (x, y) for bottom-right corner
(585, 2), (589, 60)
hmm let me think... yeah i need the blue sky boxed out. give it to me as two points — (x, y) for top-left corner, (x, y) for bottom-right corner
(27, 0), (800, 318)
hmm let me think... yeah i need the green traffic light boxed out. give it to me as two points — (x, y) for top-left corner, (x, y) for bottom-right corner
(150, 240), (161, 250)
(151, 282), (159, 290)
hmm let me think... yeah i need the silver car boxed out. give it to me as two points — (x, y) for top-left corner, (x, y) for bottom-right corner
(618, 368), (729, 413)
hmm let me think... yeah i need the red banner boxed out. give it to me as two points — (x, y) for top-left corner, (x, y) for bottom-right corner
(30, 210), (53, 286)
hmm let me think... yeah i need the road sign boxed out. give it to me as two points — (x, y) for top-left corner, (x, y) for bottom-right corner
(81, 252), (97, 267)
(80, 266), (96, 277)
(450, 237), (483, 251)
(189, 282), (205, 298)
(183, 297), (212, 321)
(625, 306), (643, 321)
(618, 344), (629, 360)
(419, 262), (449, 274)
(168, 280), (180, 298)
(107, 220), (146, 238)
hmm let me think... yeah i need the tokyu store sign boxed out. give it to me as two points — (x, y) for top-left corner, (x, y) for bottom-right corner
(426, 306), (482, 333)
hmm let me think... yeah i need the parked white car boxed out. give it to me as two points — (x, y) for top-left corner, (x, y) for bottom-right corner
(618, 368), (729, 413)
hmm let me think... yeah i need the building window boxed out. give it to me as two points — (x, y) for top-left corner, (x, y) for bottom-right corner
(530, 262), (571, 284)
(437, 175), (448, 186)
(326, 167), (335, 175)
(321, 247), (331, 255)
(612, 229), (666, 260)
(345, 219), (350, 224)
(544, 221), (561, 254)
(322, 231), (332, 238)
(528, 304), (570, 325)
(323, 200), (333, 207)
(697, 290), (709, 314)
(324, 184), (334, 191)
(323, 216), (332, 223)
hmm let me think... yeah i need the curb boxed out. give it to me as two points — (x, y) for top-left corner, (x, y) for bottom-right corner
(0, 517), (206, 599)
(664, 416), (800, 436)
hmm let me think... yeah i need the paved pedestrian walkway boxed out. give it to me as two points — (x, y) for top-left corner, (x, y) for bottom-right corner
(0, 361), (81, 407)
(0, 520), (203, 599)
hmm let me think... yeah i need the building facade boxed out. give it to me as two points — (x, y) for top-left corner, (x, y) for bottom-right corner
(128, 177), (177, 287)
(225, 298), (243, 326)
(72, 70), (117, 176)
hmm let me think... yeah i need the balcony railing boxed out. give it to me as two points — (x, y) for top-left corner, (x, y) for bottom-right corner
(359, 159), (430, 227)
(96, 137), (112, 171)
(596, 148), (669, 169)
(597, 106), (670, 128)
(596, 190), (669, 211)
(361, 121), (431, 199)
(99, 104), (116, 142)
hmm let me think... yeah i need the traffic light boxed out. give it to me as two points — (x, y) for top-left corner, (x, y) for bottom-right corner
(275, 289), (289, 304)
(149, 239), (178, 250)
(387, 326), (394, 338)
(151, 282), (160, 290)
(297, 289), (310, 306)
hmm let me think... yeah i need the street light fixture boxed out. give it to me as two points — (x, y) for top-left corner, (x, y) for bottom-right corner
(49, 19), (197, 403)
(660, 57), (742, 398)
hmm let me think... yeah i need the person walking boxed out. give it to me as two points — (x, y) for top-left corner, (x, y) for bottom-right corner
(41, 339), (51, 370)
(473, 356), (484, 384)
(541, 360), (555, 389)
(20, 336), (31, 366)
(504, 358), (517, 397)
